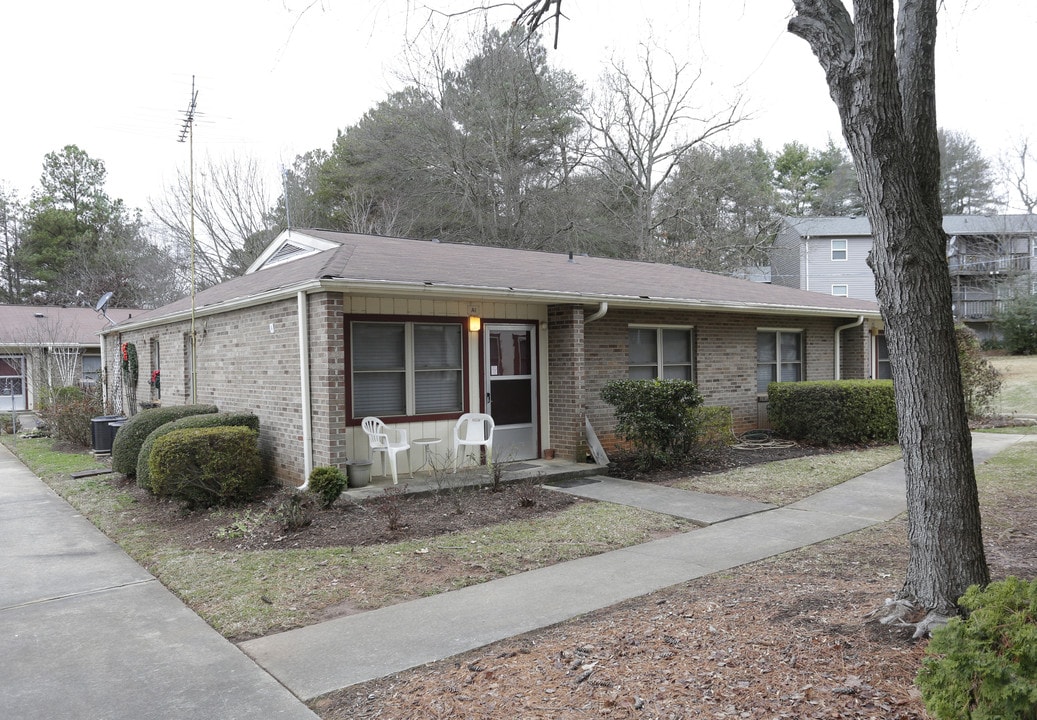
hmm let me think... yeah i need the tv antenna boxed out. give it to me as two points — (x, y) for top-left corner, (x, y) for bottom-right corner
(178, 75), (199, 403)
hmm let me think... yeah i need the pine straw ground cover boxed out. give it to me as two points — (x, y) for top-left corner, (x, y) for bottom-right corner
(310, 440), (1037, 720)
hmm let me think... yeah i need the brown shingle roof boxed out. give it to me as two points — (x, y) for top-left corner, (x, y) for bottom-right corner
(117, 230), (879, 329)
(0, 305), (138, 346)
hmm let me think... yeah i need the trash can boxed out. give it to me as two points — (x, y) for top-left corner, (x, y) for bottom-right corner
(91, 415), (125, 454)
(108, 419), (128, 445)
(347, 460), (373, 488)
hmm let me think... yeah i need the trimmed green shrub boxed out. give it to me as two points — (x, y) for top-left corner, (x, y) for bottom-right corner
(148, 426), (265, 506)
(917, 577), (1037, 720)
(138, 412), (260, 495)
(111, 404), (218, 477)
(601, 379), (705, 470)
(768, 380), (897, 444)
(308, 466), (348, 509)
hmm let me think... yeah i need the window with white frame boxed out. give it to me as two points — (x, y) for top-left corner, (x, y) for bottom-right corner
(627, 326), (694, 380)
(351, 321), (463, 418)
(757, 329), (803, 393)
(832, 284), (849, 297)
(81, 354), (102, 385)
(0, 355), (26, 410)
(831, 239), (848, 261)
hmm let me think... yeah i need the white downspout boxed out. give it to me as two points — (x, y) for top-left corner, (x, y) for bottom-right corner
(581, 302), (608, 462)
(296, 291), (314, 489)
(834, 315), (865, 380)
(99, 333), (108, 411)
(585, 302), (608, 323)
(803, 238), (810, 291)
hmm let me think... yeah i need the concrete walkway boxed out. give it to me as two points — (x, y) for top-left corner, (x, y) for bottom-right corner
(2, 433), (1029, 715)
(0, 443), (318, 720)
(240, 432), (1028, 701)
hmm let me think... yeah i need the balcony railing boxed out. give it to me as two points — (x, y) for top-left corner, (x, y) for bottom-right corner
(952, 298), (1007, 321)
(948, 254), (1033, 274)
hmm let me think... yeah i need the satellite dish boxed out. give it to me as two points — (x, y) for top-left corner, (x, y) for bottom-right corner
(95, 291), (114, 312)
(95, 292), (117, 326)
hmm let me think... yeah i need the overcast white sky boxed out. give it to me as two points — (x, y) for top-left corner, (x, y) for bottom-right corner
(3, 1), (1034, 214)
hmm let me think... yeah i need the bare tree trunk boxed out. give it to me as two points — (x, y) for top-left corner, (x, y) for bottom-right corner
(790, 0), (988, 617)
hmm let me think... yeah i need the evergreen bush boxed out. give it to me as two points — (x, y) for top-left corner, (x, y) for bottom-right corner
(148, 426), (265, 506)
(768, 380), (897, 444)
(601, 379), (705, 470)
(917, 577), (1037, 720)
(995, 294), (1037, 355)
(308, 466), (348, 509)
(138, 412), (260, 495)
(111, 404), (219, 477)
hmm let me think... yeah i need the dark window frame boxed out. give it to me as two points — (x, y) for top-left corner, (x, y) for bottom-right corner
(627, 325), (695, 381)
(756, 329), (804, 393)
(347, 317), (467, 423)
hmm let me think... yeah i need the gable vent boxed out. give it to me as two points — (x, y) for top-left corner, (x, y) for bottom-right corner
(267, 242), (307, 265)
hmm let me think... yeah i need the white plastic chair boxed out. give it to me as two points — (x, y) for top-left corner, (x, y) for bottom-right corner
(452, 412), (494, 472)
(361, 417), (411, 484)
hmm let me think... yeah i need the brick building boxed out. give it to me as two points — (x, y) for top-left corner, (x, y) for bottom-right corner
(1, 304), (137, 413)
(102, 230), (881, 485)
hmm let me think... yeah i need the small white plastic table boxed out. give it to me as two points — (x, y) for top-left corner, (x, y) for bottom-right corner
(412, 437), (442, 474)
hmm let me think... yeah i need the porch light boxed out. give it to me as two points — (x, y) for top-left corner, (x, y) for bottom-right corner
(468, 315), (482, 332)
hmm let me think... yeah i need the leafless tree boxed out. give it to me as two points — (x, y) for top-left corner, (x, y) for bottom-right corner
(582, 42), (744, 260)
(0, 185), (24, 302)
(337, 189), (412, 237)
(1000, 136), (1037, 213)
(150, 153), (278, 288)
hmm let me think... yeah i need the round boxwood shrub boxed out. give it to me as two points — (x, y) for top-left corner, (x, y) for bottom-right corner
(137, 412), (260, 496)
(916, 576), (1037, 719)
(148, 426), (265, 506)
(308, 466), (348, 509)
(112, 404), (219, 478)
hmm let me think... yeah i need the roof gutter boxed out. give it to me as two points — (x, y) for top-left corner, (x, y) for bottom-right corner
(834, 315), (865, 380)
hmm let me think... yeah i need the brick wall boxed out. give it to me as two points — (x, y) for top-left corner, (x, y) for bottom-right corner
(113, 292), (872, 484)
(840, 324), (871, 379)
(582, 309), (854, 441)
(307, 294), (348, 470)
(114, 293), (342, 486)
(547, 304), (585, 461)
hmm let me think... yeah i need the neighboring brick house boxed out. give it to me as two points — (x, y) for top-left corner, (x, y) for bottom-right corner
(102, 229), (881, 485)
(1, 304), (137, 413)
(773, 214), (1037, 344)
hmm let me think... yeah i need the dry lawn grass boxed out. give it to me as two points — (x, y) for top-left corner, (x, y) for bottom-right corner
(988, 354), (1037, 416)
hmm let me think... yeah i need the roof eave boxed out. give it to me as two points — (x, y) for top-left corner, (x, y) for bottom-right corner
(104, 276), (879, 335)
(323, 278), (880, 319)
